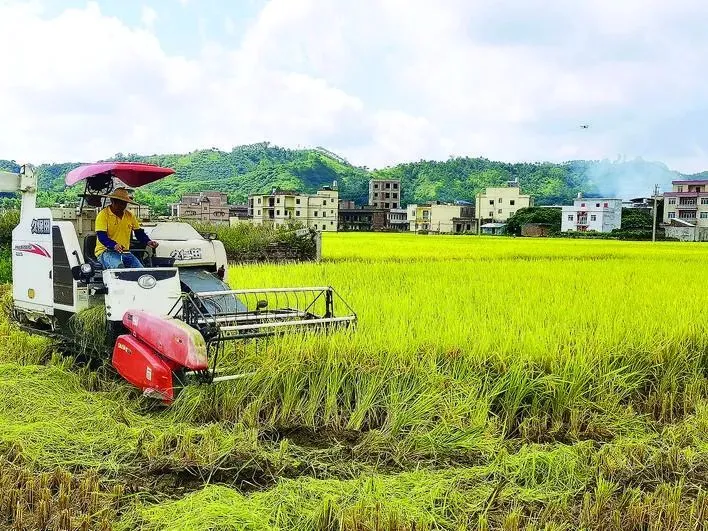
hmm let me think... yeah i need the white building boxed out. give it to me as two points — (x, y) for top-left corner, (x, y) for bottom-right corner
(248, 186), (339, 232)
(561, 196), (622, 233)
(387, 208), (408, 231)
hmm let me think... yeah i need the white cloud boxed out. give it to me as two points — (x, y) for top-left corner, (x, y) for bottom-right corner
(224, 16), (235, 36)
(1, 0), (707, 185)
(141, 5), (157, 30)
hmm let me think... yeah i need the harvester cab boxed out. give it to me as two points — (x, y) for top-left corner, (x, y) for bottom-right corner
(0, 163), (356, 403)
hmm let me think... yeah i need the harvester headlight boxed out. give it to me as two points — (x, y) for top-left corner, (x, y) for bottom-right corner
(80, 263), (94, 277)
(138, 274), (157, 289)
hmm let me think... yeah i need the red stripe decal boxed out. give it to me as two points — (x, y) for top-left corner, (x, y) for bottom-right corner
(14, 244), (51, 258)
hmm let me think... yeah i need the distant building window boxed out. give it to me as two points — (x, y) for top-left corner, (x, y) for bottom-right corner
(385, 193), (390, 198)
(489, 200), (494, 205)
(323, 200), (327, 206)
(677, 186), (684, 192)
(330, 220), (334, 225)
(385, 203), (390, 208)
(393, 203), (398, 208)
(277, 198), (280, 204)
(314, 224), (318, 229)
(510, 200), (515, 206)
(330, 210), (334, 214)
(393, 183), (398, 189)
(489, 211), (494, 217)
(581, 203), (585, 207)
(701, 212), (708, 219)
(257, 209), (261, 215)
(296, 198), (301, 204)
(669, 198), (676, 205)
(509, 211), (514, 216)
(498, 209), (502, 214)
(321, 226), (326, 231)
(595, 203), (600, 207)
(385, 183), (391, 189)
(374, 184), (379, 189)
(668, 212), (676, 218)
(374, 202), (378, 207)
(603, 202), (608, 208)
(276, 210), (280, 215)
(568, 215), (573, 221)
(701, 198), (708, 205)
(498, 198), (503, 203)
(374, 193), (379, 198)
(257, 198), (261, 204)
(314, 211), (318, 217)
(393, 193), (398, 199)
(296, 210), (300, 216)
(590, 215), (597, 221)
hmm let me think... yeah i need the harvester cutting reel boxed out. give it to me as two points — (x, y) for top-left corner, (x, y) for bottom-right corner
(113, 286), (357, 403)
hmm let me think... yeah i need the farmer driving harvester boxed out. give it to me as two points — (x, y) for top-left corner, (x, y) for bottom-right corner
(95, 187), (159, 269)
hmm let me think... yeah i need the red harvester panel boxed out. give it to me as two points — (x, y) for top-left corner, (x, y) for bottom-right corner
(122, 310), (208, 371)
(112, 335), (175, 403)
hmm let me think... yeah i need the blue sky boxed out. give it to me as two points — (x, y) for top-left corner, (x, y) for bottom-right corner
(39, 0), (267, 56)
(1, 0), (707, 186)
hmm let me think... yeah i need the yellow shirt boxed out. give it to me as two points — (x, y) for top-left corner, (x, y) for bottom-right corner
(94, 207), (141, 257)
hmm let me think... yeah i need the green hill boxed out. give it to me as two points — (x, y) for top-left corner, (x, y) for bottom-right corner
(0, 144), (698, 215)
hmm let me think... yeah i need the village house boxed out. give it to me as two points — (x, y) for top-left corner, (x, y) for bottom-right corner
(249, 185), (339, 232)
(338, 201), (388, 231)
(369, 178), (401, 209)
(337, 201), (409, 232)
(171, 191), (230, 224)
(407, 202), (476, 234)
(662, 179), (708, 241)
(387, 208), (409, 231)
(475, 180), (533, 223)
(561, 195), (622, 233)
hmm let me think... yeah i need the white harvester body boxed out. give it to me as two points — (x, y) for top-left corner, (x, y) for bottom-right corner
(0, 163), (355, 402)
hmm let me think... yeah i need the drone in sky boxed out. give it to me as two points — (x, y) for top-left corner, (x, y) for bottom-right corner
(580, 124), (590, 129)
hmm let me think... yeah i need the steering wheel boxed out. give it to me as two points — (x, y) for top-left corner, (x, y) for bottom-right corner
(128, 245), (154, 267)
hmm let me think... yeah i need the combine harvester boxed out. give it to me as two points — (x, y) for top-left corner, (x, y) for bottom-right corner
(0, 163), (356, 402)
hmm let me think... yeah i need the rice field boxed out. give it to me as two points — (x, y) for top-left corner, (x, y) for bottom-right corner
(3, 233), (708, 530)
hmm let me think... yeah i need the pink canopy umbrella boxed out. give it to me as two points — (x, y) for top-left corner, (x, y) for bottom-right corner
(65, 162), (175, 188)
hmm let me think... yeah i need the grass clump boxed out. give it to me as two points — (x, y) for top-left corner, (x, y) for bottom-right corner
(67, 306), (109, 358)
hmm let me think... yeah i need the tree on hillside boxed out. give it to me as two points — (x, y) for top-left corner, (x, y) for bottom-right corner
(0, 146), (692, 215)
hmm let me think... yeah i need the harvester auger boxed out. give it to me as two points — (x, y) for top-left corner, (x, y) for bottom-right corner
(0, 163), (356, 403)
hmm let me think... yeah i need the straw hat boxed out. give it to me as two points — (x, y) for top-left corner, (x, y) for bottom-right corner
(103, 187), (138, 205)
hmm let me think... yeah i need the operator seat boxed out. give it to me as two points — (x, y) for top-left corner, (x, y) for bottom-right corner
(82, 233), (104, 272)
